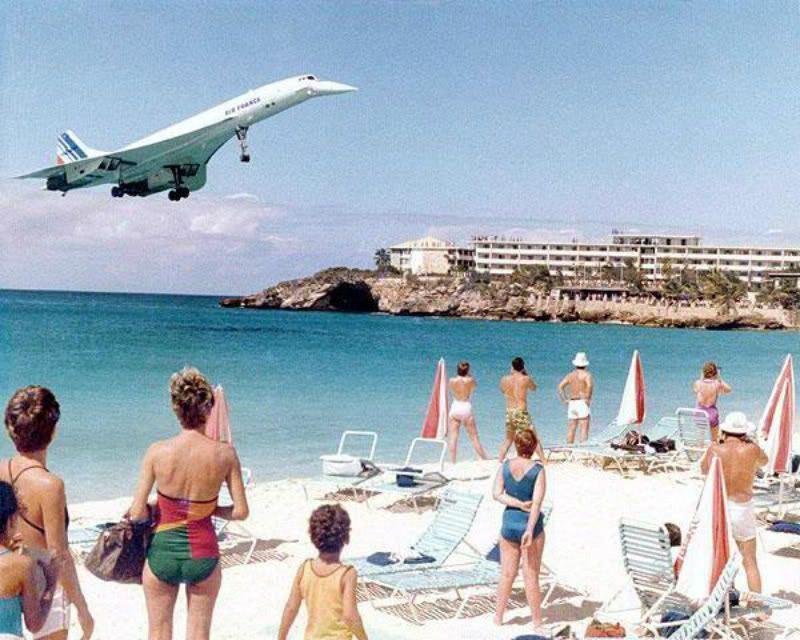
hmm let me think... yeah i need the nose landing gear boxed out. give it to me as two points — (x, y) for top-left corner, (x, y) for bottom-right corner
(236, 126), (250, 162)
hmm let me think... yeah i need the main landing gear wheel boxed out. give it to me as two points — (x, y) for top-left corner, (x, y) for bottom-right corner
(166, 166), (191, 201)
(111, 186), (123, 198)
(168, 186), (191, 201)
(236, 126), (250, 163)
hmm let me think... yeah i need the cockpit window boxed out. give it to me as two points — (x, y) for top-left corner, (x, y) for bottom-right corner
(307, 75), (316, 80)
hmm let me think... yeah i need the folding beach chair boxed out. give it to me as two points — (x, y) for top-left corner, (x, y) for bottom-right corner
(545, 420), (633, 463)
(348, 488), (482, 580)
(602, 519), (684, 619)
(582, 416), (680, 477)
(616, 520), (792, 638)
(365, 438), (449, 512)
(673, 408), (711, 471)
(215, 467), (259, 564)
(303, 430), (382, 502)
(363, 506), (582, 625)
(753, 459), (800, 518)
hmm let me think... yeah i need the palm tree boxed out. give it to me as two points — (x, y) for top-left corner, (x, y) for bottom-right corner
(622, 258), (644, 293)
(374, 248), (391, 272)
(600, 261), (616, 284)
(699, 269), (746, 315)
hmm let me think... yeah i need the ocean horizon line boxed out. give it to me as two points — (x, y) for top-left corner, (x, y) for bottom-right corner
(0, 286), (235, 299)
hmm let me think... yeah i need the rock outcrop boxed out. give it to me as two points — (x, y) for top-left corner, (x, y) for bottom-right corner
(220, 269), (795, 330)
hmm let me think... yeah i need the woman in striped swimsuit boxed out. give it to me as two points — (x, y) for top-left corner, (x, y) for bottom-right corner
(129, 367), (249, 640)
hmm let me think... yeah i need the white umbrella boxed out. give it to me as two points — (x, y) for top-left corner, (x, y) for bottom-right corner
(759, 354), (795, 475)
(616, 350), (646, 426)
(675, 455), (733, 601)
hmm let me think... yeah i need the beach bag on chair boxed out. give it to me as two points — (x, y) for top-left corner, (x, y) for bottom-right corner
(85, 517), (153, 584)
(611, 431), (648, 454)
(585, 620), (625, 638)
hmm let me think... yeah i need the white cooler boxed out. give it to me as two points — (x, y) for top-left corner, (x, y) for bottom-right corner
(320, 453), (362, 477)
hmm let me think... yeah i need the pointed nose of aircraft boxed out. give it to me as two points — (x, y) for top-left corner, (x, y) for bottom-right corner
(312, 80), (358, 96)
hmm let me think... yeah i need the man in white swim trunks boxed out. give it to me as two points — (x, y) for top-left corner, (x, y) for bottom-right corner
(447, 362), (489, 463)
(700, 411), (768, 592)
(557, 352), (593, 444)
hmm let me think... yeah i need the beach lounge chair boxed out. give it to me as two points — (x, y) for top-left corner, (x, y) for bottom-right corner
(362, 506), (579, 624)
(753, 458), (800, 518)
(348, 488), (482, 580)
(581, 416), (680, 477)
(616, 519), (792, 638)
(545, 420), (634, 462)
(303, 430), (382, 502)
(215, 467), (259, 564)
(365, 438), (449, 512)
(673, 408), (711, 470)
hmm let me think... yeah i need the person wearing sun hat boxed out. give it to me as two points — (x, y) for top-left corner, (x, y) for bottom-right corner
(700, 411), (768, 592)
(557, 352), (593, 444)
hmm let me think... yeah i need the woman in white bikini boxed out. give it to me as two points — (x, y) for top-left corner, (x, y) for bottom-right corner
(447, 362), (489, 463)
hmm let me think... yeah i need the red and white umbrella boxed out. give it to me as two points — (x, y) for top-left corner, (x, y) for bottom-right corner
(616, 350), (646, 426)
(421, 358), (449, 440)
(675, 455), (733, 601)
(206, 385), (233, 444)
(759, 354), (795, 475)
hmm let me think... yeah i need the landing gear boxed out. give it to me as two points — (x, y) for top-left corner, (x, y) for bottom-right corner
(111, 186), (123, 198)
(236, 126), (250, 162)
(166, 167), (191, 201)
(168, 186), (190, 201)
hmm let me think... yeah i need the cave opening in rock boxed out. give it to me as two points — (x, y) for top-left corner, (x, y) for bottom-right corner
(326, 282), (379, 312)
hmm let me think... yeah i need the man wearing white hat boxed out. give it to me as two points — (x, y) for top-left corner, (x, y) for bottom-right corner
(557, 352), (593, 444)
(701, 411), (768, 592)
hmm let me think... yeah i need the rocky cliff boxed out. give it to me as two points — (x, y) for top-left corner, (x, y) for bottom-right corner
(219, 268), (795, 330)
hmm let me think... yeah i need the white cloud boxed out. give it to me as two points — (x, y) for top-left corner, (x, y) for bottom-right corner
(224, 192), (260, 202)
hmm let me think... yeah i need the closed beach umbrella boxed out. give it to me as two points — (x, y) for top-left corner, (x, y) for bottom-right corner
(675, 455), (732, 601)
(759, 355), (795, 475)
(616, 350), (646, 426)
(421, 358), (449, 439)
(206, 385), (233, 444)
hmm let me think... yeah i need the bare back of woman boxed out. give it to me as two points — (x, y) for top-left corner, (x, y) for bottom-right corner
(129, 368), (248, 640)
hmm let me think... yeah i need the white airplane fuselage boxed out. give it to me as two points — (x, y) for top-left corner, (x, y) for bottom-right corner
(18, 75), (356, 200)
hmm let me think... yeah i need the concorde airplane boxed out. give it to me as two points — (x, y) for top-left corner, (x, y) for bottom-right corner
(16, 75), (356, 201)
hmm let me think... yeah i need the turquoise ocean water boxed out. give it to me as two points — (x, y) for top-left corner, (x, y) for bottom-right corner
(1, 289), (797, 502)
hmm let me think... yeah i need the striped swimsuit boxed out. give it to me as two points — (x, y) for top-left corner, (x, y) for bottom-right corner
(147, 491), (219, 585)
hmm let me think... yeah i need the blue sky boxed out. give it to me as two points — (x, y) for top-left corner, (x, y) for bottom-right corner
(1, 1), (799, 294)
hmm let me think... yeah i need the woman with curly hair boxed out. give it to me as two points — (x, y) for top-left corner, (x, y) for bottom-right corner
(278, 504), (367, 640)
(128, 367), (249, 640)
(1, 386), (94, 640)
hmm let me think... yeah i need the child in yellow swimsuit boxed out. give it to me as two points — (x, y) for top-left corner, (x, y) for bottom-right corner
(278, 505), (368, 640)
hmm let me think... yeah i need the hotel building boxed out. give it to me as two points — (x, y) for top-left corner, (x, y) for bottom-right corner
(390, 232), (800, 287)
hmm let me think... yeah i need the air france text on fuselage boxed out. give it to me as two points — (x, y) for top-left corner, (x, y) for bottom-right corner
(225, 96), (262, 116)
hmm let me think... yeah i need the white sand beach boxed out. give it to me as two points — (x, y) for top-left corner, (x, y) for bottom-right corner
(67, 460), (800, 640)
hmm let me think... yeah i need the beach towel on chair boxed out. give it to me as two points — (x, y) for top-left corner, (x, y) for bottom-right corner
(769, 521), (800, 535)
(366, 551), (436, 566)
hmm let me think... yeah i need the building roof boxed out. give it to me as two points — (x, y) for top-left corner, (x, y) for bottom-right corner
(390, 236), (454, 250)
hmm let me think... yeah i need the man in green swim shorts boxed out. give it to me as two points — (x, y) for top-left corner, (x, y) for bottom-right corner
(499, 357), (546, 462)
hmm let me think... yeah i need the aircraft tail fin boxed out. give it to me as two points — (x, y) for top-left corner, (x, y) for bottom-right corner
(56, 130), (99, 165)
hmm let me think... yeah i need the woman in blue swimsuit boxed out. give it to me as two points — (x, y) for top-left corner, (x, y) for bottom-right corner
(492, 428), (547, 632)
(0, 481), (59, 639)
